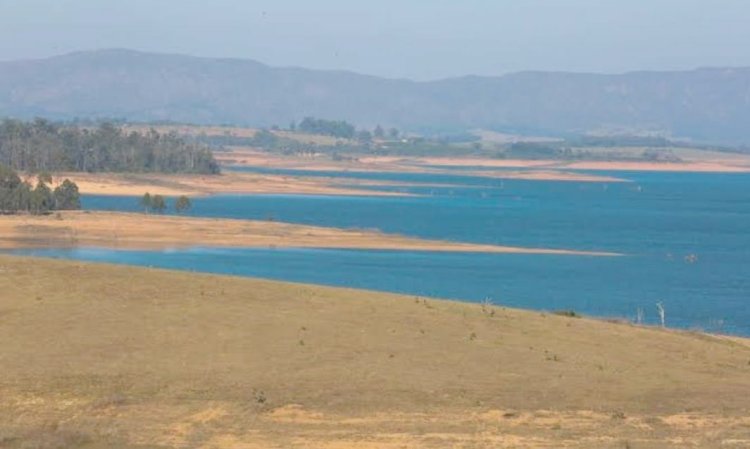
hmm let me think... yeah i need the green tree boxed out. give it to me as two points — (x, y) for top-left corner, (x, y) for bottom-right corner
(53, 179), (81, 210)
(8, 183), (31, 212)
(38, 172), (53, 185)
(0, 164), (22, 190)
(298, 117), (356, 139)
(373, 125), (385, 139)
(151, 195), (167, 214)
(0, 164), (77, 214)
(0, 119), (221, 174)
(175, 195), (192, 214)
(0, 164), (21, 212)
(251, 129), (280, 148)
(140, 193), (153, 213)
(388, 128), (400, 140)
(30, 180), (54, 215)
(356, 130), (373, 143)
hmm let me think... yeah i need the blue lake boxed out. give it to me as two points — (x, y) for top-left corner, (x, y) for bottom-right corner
(11, 169), (750, 335)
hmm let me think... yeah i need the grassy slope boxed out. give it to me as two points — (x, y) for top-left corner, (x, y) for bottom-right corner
(1, 256), (749, 448)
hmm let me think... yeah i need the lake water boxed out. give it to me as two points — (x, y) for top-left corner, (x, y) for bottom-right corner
(11, 168), (750, 335)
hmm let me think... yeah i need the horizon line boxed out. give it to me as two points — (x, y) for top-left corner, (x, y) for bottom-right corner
(2, 47), (749, 83)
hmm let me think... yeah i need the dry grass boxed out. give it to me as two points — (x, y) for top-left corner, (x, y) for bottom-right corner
(1, 256), (749, 448)
(0, 211), (617, 255)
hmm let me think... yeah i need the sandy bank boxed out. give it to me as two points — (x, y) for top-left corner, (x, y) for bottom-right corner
(215, 149), (433, 173)
(416, 157), (750, 173)
(562, 159), (750, 172)
(216, 151), (628, 181)
(219, 149), (750, 178)
(0, 211), (618, 256)
(53, 171), (414, 197)
(471, 169), (629, 182)
(1, 256), (749, 448)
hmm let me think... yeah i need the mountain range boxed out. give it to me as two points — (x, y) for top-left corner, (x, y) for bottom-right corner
(1, 49), (749, 143)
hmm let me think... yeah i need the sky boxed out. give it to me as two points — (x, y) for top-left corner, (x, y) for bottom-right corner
(1, 0), (749, 80)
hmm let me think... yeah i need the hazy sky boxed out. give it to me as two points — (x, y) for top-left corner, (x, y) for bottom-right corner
(1, 0), (749, 80)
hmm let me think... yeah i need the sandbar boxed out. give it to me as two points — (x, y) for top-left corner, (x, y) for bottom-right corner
(0, 211), (619, 256)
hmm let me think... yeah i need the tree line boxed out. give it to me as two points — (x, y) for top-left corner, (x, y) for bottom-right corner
(297, 117), (356, 139)
(0, 119), (220, 174)
(140, 193), (192, 214)
(0, 164), (81, 214)
(295, 117), (400, 142)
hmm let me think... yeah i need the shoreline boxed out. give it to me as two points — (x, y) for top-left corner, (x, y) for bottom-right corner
(399, 156), (750, 173)
(0, 211), (620, 256)
(45, 152), (750, 201)
(217, 149), (750, 177)
(470, 169), (630, 183)
(51, 171), (418, 197)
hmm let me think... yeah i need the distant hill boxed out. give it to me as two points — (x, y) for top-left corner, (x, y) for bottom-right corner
(1, 49), (750, 143)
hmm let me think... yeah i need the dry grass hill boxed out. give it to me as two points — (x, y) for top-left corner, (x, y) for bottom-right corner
(1, 255), (749, 448)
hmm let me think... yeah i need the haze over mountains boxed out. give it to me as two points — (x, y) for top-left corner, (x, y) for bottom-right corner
(1, 49), (749, 143)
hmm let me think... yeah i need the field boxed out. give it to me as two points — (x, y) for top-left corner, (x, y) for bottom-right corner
(1, 256), (749, 448)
